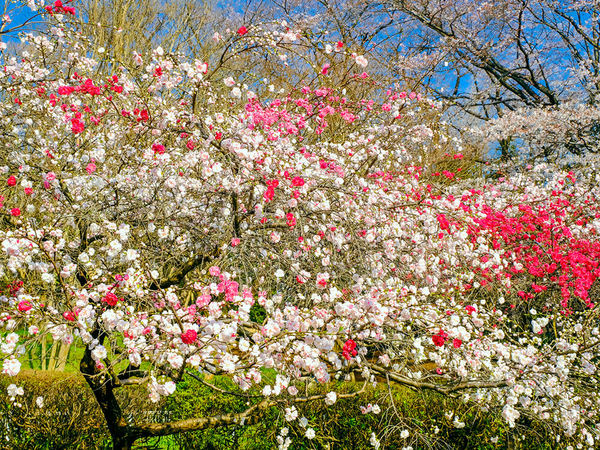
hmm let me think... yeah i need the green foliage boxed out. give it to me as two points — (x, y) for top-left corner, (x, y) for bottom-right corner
(0, 370), (566, 449)
(152, 376), (278, 450)
(0, 370), (160, 449)
(248, 303), (267, 324)
(140, 375), (565, 449)
(0, 370), (111, 449)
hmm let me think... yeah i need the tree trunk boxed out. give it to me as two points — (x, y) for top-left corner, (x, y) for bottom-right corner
(79, 330), (138, 450)
(56, 341), (71, 371)
(40, 335), (47, 371)
(48, 339), (59, 370)
(78, 330), (267, 448)
(499, 137), (513, 161)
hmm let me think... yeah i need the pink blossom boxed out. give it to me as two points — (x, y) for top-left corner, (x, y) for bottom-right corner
(181, 329), (197, 344)
(286, 213), (296, 227)
(17, 301), (32, 312)
(291, 177), (305, 187)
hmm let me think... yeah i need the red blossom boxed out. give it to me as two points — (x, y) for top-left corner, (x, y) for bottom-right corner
(264, 185), (275, 202)
(437, 213), (450, 231)
(286, 213), (296, 227)
(63, 310), (77, 321)
(432, 329), (448, 347)
(71, 118), (85, 134)
(46, 0), (75, 15)
(103, 292), (120, 307)
(17, 300), (32, 312)
(152, 143), (165, 155)
(291, 176), (305, 187)
(342, 339), (357, 360)
(181, 329), (197, 344)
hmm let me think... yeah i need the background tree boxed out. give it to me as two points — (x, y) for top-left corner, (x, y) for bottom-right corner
(383, 0), (600, 158)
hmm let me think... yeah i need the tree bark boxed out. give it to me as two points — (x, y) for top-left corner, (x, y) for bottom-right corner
(79, 329), (136, 449)
(48, 340), (59, 370)
(56, 341), (71, 371)
(41, 335), (47, 371)
(78, 326), (272, 448)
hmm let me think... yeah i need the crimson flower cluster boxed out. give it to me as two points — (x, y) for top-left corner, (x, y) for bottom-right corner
(342, 339), (358, 360)
(44, 0), (75, 15)
(103, 292), (122, 307)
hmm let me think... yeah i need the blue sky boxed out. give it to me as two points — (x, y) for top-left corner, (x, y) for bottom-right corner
(1, 3), (42, 42)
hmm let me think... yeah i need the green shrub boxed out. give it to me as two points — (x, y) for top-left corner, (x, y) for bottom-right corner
(0, 370), (161, 449)
(0, 371), (568, 449)
(0, 370), (109, 449)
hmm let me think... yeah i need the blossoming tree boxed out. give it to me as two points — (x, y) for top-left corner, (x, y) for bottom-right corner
(0, 4), (599, 449)
(384, 0), (600, 159)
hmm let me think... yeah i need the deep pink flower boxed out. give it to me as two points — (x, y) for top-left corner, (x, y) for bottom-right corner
(181, 329), (197, 344)
(432, 330), (448, 347)
(286, 213), (296, 227)
(63, 310), (77, 321)
(103, 292), (120, 307)
(342, 339), (357, 360)
(264, 185), (275, 202)
(71, 118), (85, 134)
(291, 177), (305, 187)
(152, 143), (165, 155)
(17, 300), (32, 312)
(437, 214), (450, 231)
